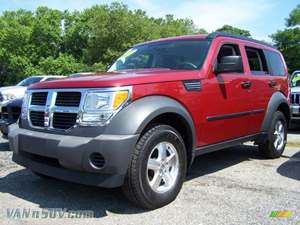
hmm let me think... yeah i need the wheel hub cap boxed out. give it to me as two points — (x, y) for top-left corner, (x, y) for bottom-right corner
(274, 120), (285, 151)
(147, 142), (179, 193)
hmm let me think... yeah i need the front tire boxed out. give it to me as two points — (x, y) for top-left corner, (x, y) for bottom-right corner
(123, 125), (187, 209)
(258, 111), (287, 158)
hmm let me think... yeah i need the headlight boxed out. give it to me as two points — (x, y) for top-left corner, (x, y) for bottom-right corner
(80, 88), (131, 126)
(21, 91), (30, 120)
(2, 93), (16, 101)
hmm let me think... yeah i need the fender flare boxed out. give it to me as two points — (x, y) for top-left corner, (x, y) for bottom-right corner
(261, 92), (290, 132)
(105, 96), (197, 147)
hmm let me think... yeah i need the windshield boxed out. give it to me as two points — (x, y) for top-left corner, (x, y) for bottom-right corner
(17, 77), (43, 86)
(291, 73), (300, 87)
(108, 40), (211, 72)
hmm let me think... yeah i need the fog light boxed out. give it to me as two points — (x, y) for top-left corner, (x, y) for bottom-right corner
(89, 152), (105, 168)
(82, 112), (113, 122)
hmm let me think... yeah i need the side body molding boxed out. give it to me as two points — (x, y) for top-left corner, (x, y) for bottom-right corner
(261, 91), (290, 132)
(105, 96), (197, 147)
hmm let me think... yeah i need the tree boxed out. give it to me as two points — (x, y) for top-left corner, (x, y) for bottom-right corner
(272, 5), (300, 73)
(216, 25), (251, 37)
(0, 2), (206, 85)
(286, 4), (300, 27)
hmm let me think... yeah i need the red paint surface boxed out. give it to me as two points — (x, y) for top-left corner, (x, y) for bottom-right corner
(30, 35), (289, 147)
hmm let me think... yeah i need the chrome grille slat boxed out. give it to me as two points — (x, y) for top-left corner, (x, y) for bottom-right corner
(55, 92), (81, 107)
(291, 93), (300, 105)
(52, 112), (77, 129)
(29, 111), (45, 127)
(31, 92), (48, 106)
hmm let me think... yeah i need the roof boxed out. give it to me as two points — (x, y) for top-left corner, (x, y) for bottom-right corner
(207, 32), (276, 49)
(134, 32), (276, 49)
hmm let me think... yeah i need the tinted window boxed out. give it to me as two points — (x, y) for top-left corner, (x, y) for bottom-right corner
(217, 44), (241, 63)
(17, 77), (43, 86)
(44, 77), (58, 81)
(245, 47), (269, 75)
(291, 73), (300, 87)
(265, 50), (286, 76)
(108, 40), (211, 71)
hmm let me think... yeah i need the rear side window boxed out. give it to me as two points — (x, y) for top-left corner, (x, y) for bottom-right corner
(245, 47), (269, 75)
(264, 50), (286, 76)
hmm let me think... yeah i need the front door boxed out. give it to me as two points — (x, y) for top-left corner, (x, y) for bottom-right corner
(199, 42), (255, 146)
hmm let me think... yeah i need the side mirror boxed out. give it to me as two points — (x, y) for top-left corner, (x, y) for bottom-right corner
(214, 56), (244, 74)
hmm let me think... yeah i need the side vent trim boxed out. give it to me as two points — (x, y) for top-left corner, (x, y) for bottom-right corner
(183, 80), (202, 91)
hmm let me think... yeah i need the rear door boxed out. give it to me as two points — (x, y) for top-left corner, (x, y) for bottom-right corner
(244, 46), (289, 133)
(242, 46), (273, 133)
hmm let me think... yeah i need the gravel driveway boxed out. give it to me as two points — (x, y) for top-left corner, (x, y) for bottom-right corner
(0, 134), (299, 225)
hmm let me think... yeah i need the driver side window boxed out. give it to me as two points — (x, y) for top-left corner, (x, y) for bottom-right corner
(217, 44), (241, 63)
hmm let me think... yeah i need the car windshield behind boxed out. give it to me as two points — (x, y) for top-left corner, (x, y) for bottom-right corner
(17, 77), (43, 87)
(108, 40), (211, 72)
(291, 73), (300, 87)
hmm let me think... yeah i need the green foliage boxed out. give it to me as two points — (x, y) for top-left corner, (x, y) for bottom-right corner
(216, 25), (251, 37)
(0, 2), (256, 86)
(0, 3), (207, 85)
(286, 4), (300, 27)
(272, 4), (300, 73)
(38, 53), (86, 75)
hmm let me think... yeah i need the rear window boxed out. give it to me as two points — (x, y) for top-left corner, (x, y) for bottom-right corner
(265, 50), (286, 76)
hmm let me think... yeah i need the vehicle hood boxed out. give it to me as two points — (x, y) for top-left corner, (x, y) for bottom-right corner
(30, 69), (202, 89)
(0, 86), (27, 97)
(0, 86), (26, 92)
(291, 86), (300, 93)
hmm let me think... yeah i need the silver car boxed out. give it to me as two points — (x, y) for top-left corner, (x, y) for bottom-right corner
(291, 71), (300, 119)
(0, 75), (65, 106)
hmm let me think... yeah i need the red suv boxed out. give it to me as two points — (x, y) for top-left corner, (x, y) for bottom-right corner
(9, 32), (290, 209)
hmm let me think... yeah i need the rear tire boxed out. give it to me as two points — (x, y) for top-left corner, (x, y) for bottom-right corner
(122, 125), (187, 209)
(258, 111), (287, 158)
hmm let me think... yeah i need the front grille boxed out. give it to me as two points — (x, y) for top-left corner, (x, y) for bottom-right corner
(53, 112), (77, 129)
(11, 106), (21, 120)
(27, 90), (83, 130)
(31, 92), (48, 106)
(0, 106), (20, 121)
(55, 92), (81, 107)
(0, 106), (8, 120)
(30, 111), (45, 127)
(291, 93), (300, 105)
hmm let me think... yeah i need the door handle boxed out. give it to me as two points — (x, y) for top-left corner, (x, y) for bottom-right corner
(241, 81), (252, 89)
(269, 80), (277, 88)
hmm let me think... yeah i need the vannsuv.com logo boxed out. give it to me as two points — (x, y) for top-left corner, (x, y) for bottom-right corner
(270, 211), (293, 218)
(6, 208), (94, 219)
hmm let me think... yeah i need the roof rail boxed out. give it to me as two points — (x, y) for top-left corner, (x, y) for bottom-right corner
(207, 32), (276, 49)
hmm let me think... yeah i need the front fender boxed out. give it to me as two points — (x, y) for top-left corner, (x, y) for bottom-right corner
(105, 96), (196, 147)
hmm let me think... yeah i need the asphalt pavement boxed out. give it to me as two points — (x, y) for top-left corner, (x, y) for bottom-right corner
(0, 126), (299, 225)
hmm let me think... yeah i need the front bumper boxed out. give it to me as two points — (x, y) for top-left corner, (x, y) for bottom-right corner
(291, 104), (300, 119)
(9, 124), (139, 188)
